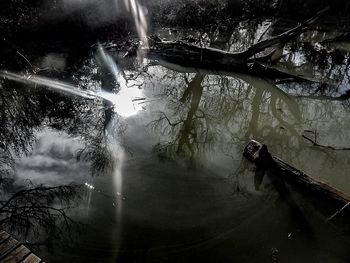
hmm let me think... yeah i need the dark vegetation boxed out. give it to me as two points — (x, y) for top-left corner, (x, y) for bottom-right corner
(1, 0), (349, 49)
(0, 183), (81, 244)
(149, 0), (350, 26)
(0, 0), (348, 79)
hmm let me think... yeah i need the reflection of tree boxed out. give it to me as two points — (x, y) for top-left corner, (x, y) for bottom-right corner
(146, 8), (350, 196)
(0, 58), (126, 244)
(76, 114), (126, 177)
(2, 10), (350, 246)
(0, 182), (80, 243)
(0, 80), (82, 243)
(145, 18), (350, 173)
(0, 81), (43, 155)
(74, 52), (128, 177)
(145, 56), (350, 197)
(150, 67), (304, 164)
(151, 73), (214, 166)
(176, 74), (204, 156)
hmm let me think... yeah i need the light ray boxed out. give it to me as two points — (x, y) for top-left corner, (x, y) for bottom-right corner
(123, 0), (149, 48)
(0, 70), (144, 117)
(0, 71), (96, 99)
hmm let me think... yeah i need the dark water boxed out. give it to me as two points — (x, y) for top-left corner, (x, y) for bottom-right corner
(1, 17), (350, 263)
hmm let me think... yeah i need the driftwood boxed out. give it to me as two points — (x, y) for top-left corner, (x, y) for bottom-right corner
(243, 140), (350, 208)
(135, 7), (330, 82)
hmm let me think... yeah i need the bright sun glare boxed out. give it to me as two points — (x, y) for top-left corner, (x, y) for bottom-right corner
(0, 70), (145, 118)
(99, 87), (144, 118)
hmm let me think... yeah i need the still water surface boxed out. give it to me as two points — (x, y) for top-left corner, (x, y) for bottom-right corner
(2, 20), (350, 262)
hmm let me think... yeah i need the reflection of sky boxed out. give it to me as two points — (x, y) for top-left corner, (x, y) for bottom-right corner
(14, 129), (89, 186)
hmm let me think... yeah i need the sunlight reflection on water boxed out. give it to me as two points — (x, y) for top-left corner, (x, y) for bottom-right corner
(0, 70), (144, 117)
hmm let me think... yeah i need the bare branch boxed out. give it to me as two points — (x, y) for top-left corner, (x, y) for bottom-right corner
(302, 134), (350, 151)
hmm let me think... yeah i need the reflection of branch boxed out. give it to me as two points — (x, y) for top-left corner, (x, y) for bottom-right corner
(177, 75), (204, 155)
(77, 137), (116, 176)
(180, 74), (204, 103)
(16, 51), (34, 70)
(0, 183), (81, 241)
(302, 135), (350, 151)
(151, 112), (183, 127)
(256, 20), (278, 43)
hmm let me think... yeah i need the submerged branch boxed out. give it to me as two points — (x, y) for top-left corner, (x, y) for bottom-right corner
(302, 135), (350, 151)
(244, 140), (350, 216)
(327, 202), (350, 221)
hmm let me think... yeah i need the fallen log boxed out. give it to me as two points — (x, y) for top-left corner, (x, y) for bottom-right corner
(141, 42), (308, 81)
(132, 7), (330, 82)
(243, 140), (350, 208)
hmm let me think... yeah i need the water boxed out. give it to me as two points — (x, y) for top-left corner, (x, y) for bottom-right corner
(1, 19), (350, 263)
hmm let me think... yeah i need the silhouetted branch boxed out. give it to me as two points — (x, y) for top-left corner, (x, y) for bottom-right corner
(0, 182), (82, 241)
(131, 8), (330, 82)
(302, 134), (350, 151)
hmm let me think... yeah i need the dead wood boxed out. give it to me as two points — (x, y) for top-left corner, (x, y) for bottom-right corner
(243, 140), (350, 207)
(134, 7), (330, 82)
(302, 134), (350, 151)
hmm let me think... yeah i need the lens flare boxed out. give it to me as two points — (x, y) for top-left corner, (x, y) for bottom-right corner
(97, 43), (127, 86)
(0, 71), (96, 99)
(99, 88), (143, 117)
(0, 70), (144, 117)
(97, 44), (144, 117)
(123, 0), (149, 48)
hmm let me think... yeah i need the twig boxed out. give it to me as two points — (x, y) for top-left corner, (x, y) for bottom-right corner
(16, 51), (34, 70)
(302, 135), (350, 151)
(327, 202), (350, 221)
(156, 112), (183, 127)
(257, 19), (280, 43)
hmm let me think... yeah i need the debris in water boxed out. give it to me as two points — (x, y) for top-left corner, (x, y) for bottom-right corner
(271, 248), (279, 262)
(85, 182), (95, 189)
